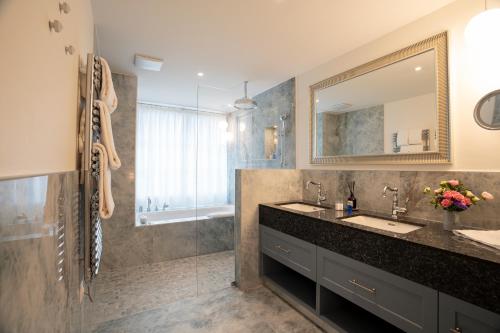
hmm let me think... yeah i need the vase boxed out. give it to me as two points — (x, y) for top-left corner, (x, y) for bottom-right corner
(443, 210), (460, 231)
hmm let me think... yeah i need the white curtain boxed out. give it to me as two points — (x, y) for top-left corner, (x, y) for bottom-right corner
(136, 104), (228, 210)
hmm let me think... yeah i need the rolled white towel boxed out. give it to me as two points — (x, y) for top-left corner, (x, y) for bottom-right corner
(93, 143), (115, 219)
(99, 57), (118, 112)
(96, 100), (121, 170)
(396, 129), (409, 146)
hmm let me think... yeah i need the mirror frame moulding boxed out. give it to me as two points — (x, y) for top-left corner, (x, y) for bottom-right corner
(473, 89), (500, 130)
(309, 31), (450, 165)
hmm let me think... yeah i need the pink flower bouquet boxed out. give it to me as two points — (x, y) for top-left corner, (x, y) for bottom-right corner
(423, 180), (494, 212)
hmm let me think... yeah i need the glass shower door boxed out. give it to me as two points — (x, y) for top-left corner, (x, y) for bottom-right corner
(195, 84), (237, 294)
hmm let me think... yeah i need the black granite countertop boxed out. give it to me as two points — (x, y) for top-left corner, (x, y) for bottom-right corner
(259, 201), (500, 314)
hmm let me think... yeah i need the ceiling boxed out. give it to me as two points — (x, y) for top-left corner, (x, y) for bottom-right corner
(316, 49), (436, 113)
(91, 0), (454, 112)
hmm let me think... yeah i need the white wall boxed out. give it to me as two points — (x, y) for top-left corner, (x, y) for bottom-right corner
(296, 0), (500, 171)
(383, 93), (436, 153)
(0, 0), (94, 178)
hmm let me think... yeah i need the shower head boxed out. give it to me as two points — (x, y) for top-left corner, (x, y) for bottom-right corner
(234, 81), (257, 110)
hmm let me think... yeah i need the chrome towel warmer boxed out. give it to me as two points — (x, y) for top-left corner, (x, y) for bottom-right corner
(82, 54), (103, 283)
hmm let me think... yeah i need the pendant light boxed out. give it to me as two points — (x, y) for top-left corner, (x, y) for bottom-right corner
(465, 0), (500, 56)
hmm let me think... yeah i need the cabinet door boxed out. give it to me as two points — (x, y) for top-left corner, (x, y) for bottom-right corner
(439, 293), (500, 333)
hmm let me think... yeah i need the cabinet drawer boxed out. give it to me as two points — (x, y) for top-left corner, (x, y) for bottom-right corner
(317, 247), (437, 333)
(439, 293), (500, 333)
(260, 225), (316, 280)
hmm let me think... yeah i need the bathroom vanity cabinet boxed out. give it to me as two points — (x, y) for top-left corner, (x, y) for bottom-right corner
(259, 203), (500, 333)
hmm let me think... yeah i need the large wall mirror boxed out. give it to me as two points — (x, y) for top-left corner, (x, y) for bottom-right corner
(310, 32), (450, 164)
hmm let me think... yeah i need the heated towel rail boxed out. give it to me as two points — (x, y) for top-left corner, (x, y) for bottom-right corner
(82, 54), (103, 283)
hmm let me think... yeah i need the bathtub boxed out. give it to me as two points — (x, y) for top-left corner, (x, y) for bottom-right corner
(137, 205), (235, 225)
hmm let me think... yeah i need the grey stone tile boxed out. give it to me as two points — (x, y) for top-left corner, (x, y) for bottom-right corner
(197, 217), (234, 255)
(91, 286), (321, 333)
(0, 172), (82, 333)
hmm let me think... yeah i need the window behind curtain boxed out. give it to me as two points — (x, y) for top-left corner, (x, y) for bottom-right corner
(136, 104), (228, 210)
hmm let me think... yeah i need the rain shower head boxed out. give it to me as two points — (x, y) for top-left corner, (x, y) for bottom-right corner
(234, 81), (257, 110)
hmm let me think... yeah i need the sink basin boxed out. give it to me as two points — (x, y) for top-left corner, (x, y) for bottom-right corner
(341, 215), (422, 234)
(279, 203), (326, 213)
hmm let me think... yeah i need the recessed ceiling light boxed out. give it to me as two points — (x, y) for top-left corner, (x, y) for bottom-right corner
(197, 72), (204, 77)
(315, 99), (319, 103)
(414, 66), (422, 72)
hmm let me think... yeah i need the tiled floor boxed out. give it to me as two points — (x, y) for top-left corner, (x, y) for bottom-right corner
(85, 250), (321, 333)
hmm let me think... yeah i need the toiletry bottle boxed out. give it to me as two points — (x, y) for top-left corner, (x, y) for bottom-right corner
(346, 200), (353, 214)
(348, 192), (357, 210)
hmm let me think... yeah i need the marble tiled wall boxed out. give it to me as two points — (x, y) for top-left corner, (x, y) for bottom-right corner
(317, 105), (384, 156)
(303, 169), (500, 229)
(0, 172), (82, 333)
(227, 78), (296, 203)
(235, 169), (302, 290)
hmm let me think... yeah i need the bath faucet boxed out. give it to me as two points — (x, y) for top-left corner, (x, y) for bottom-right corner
(382, 186), (409, 219)
(306, 181), (327, 205)
(147, 197), (152, 212)
(162, 202), (169, 211)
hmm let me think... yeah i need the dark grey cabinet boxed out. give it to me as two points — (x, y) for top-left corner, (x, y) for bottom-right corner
(317, 247), (438, 333)
(439, 293), (500, 333)
(259, 225), (499, 333)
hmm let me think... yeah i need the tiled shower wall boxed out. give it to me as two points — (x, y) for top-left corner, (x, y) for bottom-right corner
(227, 78), (296, 203)
(0, 172), (83, 333)
(302, 169), (500, 229)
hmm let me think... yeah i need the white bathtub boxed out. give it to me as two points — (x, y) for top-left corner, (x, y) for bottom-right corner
(136, 205), (235, 226)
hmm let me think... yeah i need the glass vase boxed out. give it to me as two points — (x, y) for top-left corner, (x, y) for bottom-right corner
(443, 210), (460, 231)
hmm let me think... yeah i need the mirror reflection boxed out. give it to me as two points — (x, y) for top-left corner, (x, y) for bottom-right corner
(314, 49), (438, 157)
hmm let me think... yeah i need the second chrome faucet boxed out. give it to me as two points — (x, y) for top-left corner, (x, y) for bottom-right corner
(382, 186), (409, 219)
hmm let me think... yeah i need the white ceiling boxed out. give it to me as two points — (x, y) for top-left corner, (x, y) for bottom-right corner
(316, 49), (436, 113)
(91, 0), (454, 112)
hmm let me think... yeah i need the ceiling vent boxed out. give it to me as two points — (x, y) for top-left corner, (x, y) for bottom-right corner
(134, 54), (163, 71)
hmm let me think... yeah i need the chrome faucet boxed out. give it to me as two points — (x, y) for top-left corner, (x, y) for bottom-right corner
(147, 197), (152, 212)
(382, 186), (408, 219)
(306, 181), (327, 205)
(162, 202), (169, 211)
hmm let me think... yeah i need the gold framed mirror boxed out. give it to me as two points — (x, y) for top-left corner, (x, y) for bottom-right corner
(310, 32), (450, 165)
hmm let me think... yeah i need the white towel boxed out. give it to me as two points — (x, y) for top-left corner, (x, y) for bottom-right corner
(453, 229), (500, 250)
(397, 129), (409, 146)
(99, 57), (118, 112)
(96, 100), (121, 170)
(408, 129), (422, 145)
(400, 144), (424, 153)
(93, 143), (115, 219)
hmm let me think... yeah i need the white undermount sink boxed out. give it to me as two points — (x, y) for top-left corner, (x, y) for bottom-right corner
(279, 203), (326, 213)
(341, 215), (422, 234)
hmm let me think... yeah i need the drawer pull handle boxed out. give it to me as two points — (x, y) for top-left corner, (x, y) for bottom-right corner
(450, 328), (462, 333)
(348, 279), (376, 294)
(275, 245), (290, 254)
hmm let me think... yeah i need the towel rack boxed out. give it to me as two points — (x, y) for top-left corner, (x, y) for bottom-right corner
(82, 54), (103, 283)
